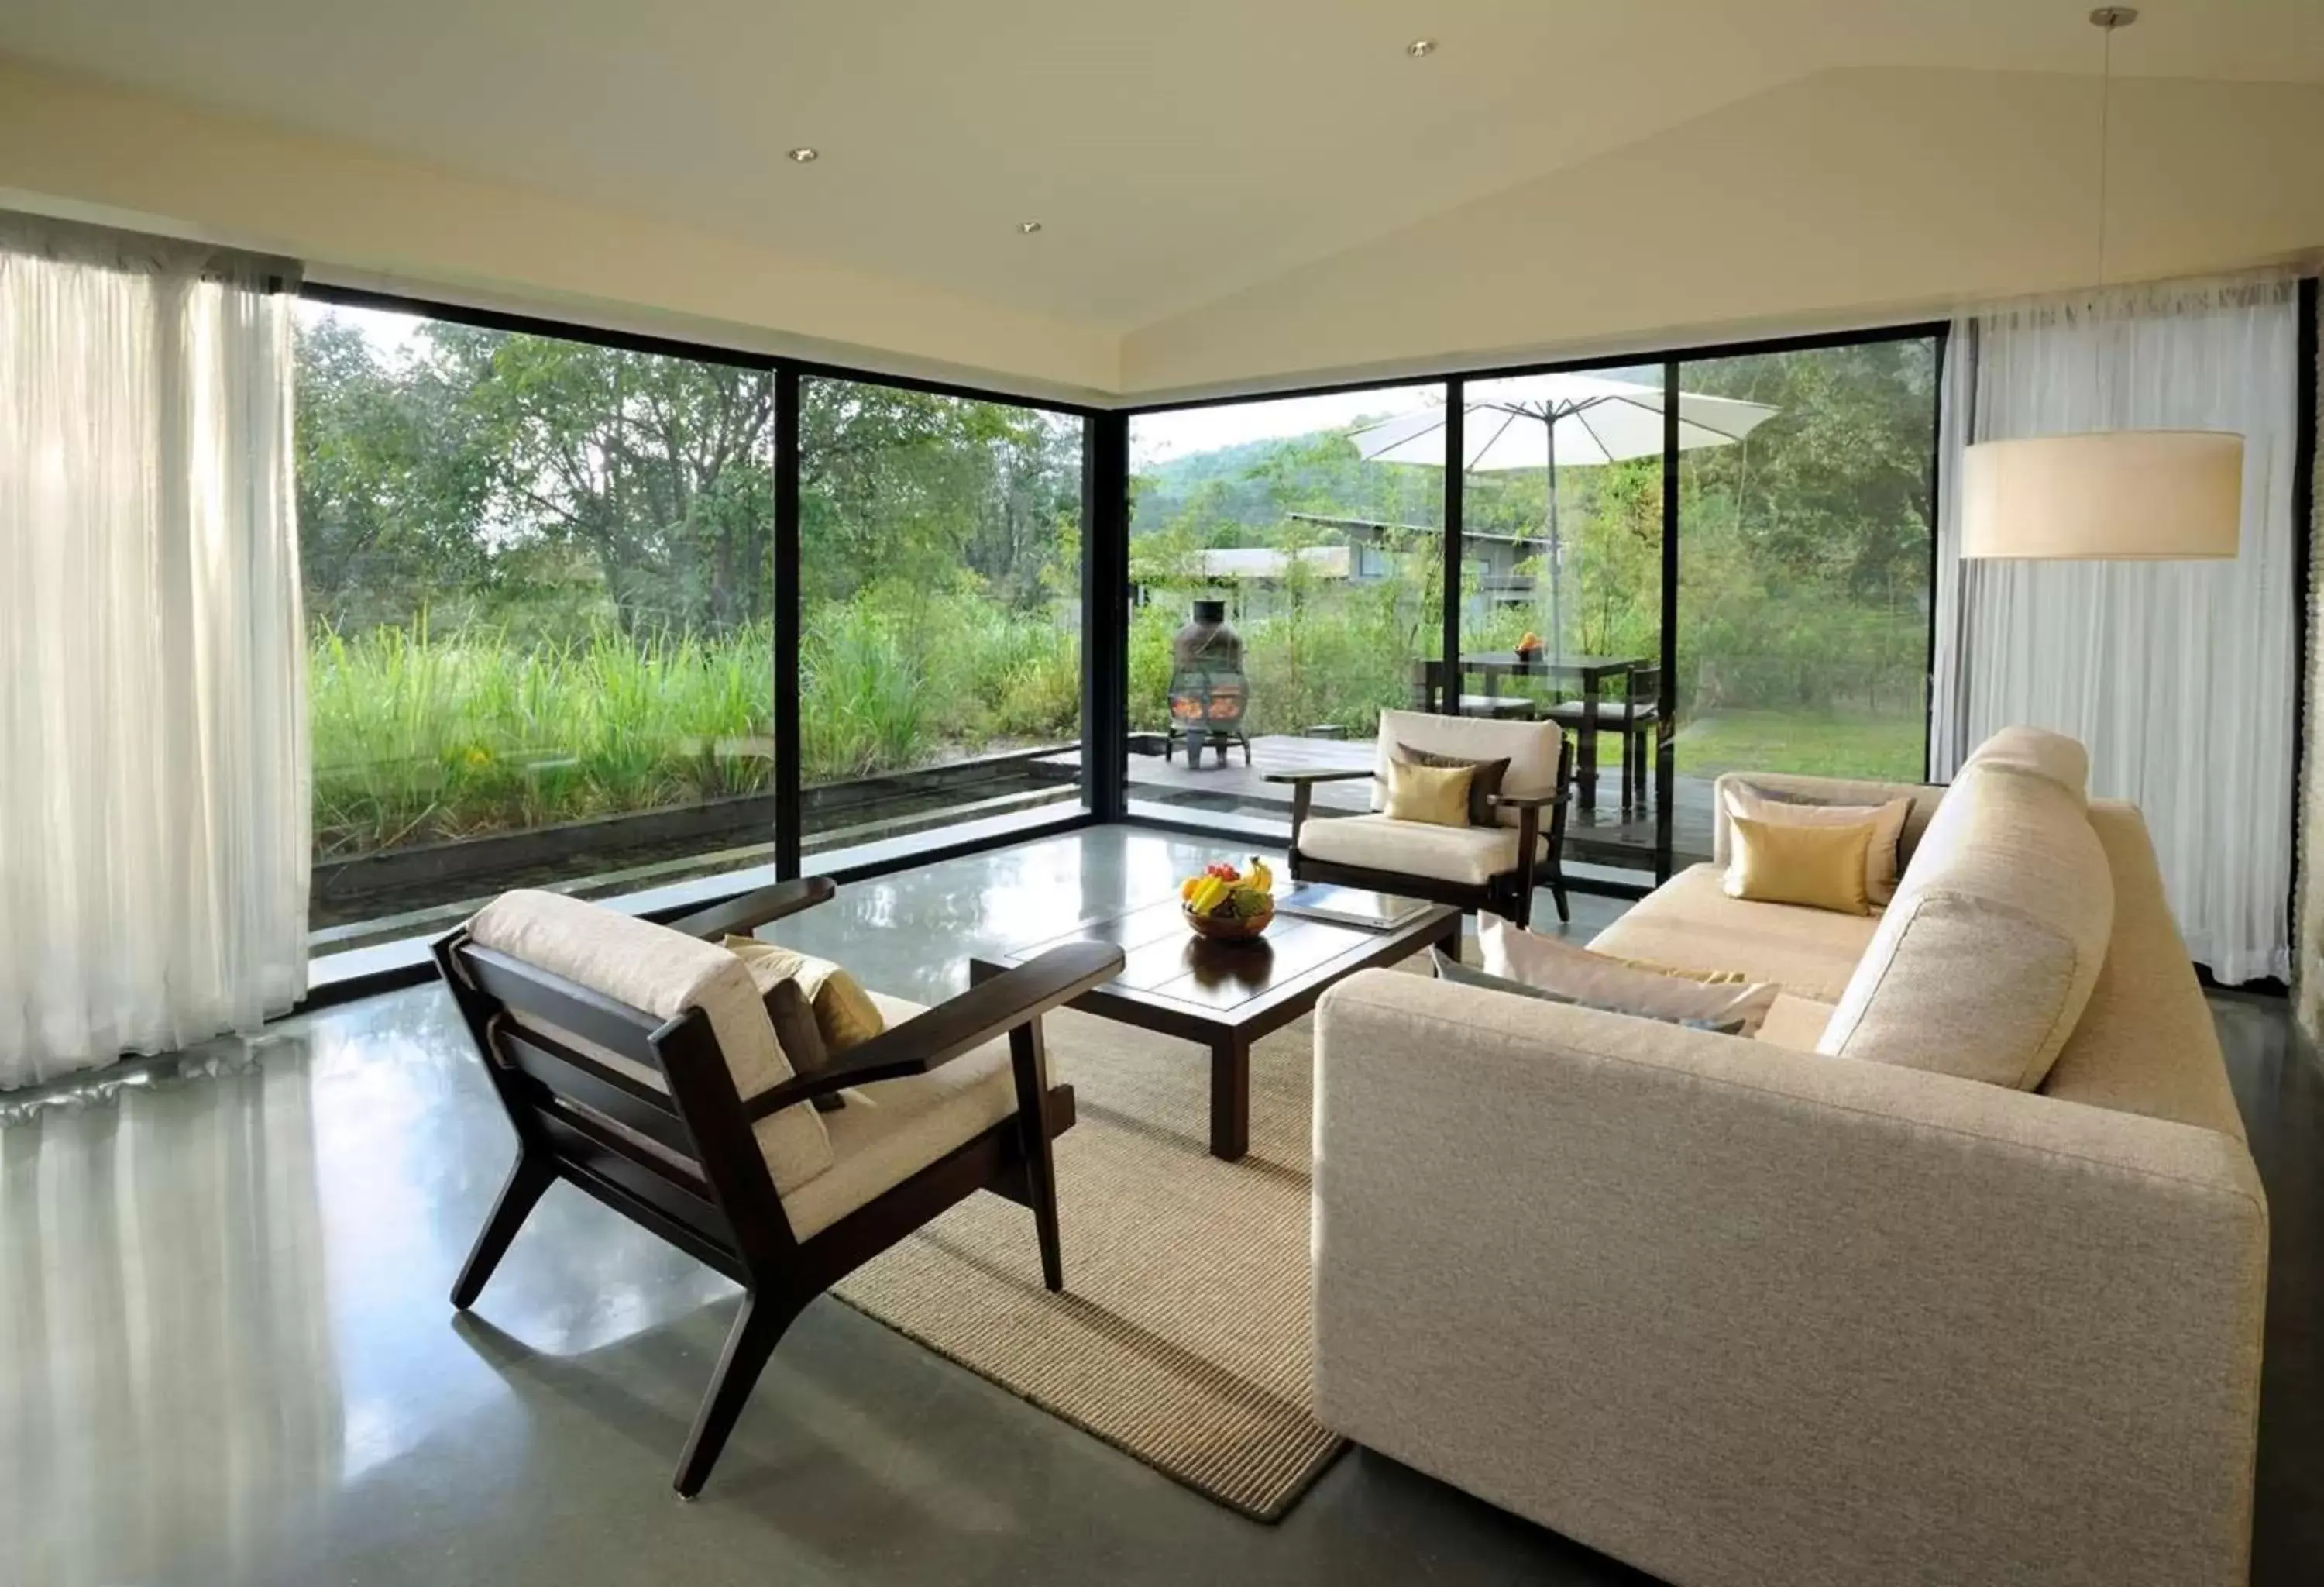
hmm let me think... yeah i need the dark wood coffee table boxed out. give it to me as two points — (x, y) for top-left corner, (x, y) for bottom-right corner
(970, 894), (1459, 1162)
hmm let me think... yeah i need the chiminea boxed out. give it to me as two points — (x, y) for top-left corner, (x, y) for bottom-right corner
(1166, 598), (1251, 769)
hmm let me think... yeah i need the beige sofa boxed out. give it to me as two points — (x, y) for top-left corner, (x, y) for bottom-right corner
(1312, 728), (2268, 1587)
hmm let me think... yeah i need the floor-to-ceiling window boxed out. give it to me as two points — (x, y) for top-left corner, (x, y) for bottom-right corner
(1125, 385), (1447, 836)
(297, 298), (779, 955)
(1673, 334), (1941, 865)
(797, 377), (1085, 859)
(1114, 336), (1941, 888)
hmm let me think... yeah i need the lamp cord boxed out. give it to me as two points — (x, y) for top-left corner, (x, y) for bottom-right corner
(2095, 16), (2115, 284)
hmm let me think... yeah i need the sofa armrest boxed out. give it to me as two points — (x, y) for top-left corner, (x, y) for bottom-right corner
(1312, 969), (2266, 1587)
(1709, 769), (1949, 868)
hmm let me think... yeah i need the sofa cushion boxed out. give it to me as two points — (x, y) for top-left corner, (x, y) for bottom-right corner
(1584, 863), (1880, 1002)
(1372, 709), (1562, 831)
(466, 889), (834, 1193)
(1299, 813), (1546, 886)
(1817, 759), (2113, 1091)
(1755, 992), (1840, 1052)
(1959, 724), (2091, 804)
(779, 990), (1019, 1239)
(2040, 802), (2246, 1140)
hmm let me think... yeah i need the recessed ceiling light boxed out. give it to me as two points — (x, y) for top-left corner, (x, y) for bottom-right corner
(1019, 220), (1043, 235)
(787, 146), (819, 164)
(1406, 38), (1437, 58)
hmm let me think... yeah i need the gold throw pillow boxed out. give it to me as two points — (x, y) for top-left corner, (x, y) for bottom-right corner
(1722, 783), (1913, 906)
(1722, 814), (1876, 915)
(1383, 759), (1473, 827)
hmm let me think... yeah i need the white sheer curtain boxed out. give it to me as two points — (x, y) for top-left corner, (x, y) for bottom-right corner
(0, 215), (309, 1087)
(1930, 274), (2301, 983)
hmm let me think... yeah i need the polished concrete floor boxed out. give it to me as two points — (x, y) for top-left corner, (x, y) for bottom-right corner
(1, 828), (2315, 1586)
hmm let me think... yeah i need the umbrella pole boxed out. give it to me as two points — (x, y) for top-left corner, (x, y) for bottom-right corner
(1544, 412), (1563, 665)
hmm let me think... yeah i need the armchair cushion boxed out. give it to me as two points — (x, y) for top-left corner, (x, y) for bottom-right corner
(1298, 813), (1548, 886)
(466, 889), (834, 1193)
(1372, 710), (1563, 831)
(778, 990), (1021, 1240)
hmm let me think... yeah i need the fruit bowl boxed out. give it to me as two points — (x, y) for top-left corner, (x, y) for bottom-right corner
(1179, 855), (1276, 945)
(1184, 901), (1275, 943)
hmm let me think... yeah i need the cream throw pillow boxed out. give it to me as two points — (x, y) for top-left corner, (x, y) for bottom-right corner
(1723, 813), (1875, 916)
(1477, 914), (1779, 1036)
(1383, 759), (1473, 826)
(1722, 783), (1913, 905)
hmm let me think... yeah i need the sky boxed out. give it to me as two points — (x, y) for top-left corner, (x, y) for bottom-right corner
(299, 298), (427, 363)
(1128, 385), (1442, 468)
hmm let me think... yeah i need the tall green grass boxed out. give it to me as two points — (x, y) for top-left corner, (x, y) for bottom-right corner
(311, 593), (1080, 859)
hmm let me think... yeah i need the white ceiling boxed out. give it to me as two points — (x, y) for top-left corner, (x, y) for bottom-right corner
(2, 1), (2319, 333)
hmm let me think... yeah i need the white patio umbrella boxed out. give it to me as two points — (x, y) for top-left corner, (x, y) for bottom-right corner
(1351, 374), (1779, 659)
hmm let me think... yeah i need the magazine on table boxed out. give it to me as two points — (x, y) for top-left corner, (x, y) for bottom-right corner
(1274, 883), (1432, 932)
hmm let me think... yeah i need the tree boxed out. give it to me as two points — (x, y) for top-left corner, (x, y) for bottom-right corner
(431, 325), (778, 634)
(294, 316), (496, 630)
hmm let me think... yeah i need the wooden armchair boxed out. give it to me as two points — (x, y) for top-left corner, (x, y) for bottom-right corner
(431, 876), (1124, 1497)
(1267, 709), (1573, 927)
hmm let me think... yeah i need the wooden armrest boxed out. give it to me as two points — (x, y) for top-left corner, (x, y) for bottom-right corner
(662, 876), (837, 942)
(1262, 769), (1375, 786)
(745, 940), (1123, 1117)
(1489, 790), (1568, 811)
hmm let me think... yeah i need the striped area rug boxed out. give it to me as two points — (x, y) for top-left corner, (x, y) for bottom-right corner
(830, 992), (1356, 1520)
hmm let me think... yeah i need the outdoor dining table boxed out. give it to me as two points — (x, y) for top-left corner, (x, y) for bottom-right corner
(1456, 652), (1652, 817)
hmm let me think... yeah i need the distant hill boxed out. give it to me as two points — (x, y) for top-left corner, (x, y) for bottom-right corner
(1132, 431), (1450, 541)
(1131, 429), (1541, 544)
(1131, 435), (1306, 533)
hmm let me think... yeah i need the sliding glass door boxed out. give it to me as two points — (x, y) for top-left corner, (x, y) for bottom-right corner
(796, 377), (1085, 862)
(1673, 336), (1941, 867)
(1459, 367), (1666, 883)
(1124, 387), (1447, 838)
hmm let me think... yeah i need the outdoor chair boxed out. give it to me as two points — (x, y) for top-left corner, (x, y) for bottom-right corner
(1269, 709), (1572, 927)
(1545, 663), (1662, 814)
(431, 878), (1122, 1497)
(1410, 659), (1540, 720)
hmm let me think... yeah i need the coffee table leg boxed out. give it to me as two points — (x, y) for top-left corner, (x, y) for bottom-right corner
(1209, 1033), (1251, 1162)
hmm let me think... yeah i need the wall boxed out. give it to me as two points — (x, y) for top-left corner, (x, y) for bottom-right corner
(0, 56), (1122, 401)
(1120, 67), (2324, 399)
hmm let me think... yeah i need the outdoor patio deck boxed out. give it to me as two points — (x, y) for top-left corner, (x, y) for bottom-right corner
(1115, 734), (1718, 867)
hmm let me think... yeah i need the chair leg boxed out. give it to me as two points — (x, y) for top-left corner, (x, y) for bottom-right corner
(1009, 1020), (1065, 1293)
(450, 1148), (556, 1310)
(673, 1289), (802, 1499)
